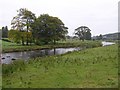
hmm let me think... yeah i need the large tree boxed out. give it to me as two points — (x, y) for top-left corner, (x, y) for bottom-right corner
(75, 26), (91, 41)
(31, 14), (68, 45)
(11, 8), (36, 45)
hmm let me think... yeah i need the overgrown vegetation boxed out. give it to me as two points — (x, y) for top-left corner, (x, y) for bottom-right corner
(2, 45), (118, 88)
(2, 60), (26, 75)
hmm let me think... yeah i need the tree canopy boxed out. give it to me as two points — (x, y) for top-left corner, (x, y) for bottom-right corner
(2, 26), (8, 38)
(10, 8), (36, 45)
(11, 8), (36, 31)
(31, 14), (68, 45)
(9, 8), (68, 45)
(75, 26), (91, 41)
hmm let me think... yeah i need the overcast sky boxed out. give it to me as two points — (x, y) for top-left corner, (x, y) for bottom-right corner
(0, 0), (118, 36)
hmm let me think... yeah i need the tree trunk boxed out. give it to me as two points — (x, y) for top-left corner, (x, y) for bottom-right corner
(22, 37), (24, 45)
(54, 39), (56, 45)
(54, 48), (56, 55)
(26, 19), (29, 45)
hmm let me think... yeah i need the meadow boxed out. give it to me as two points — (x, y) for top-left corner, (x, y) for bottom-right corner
(2, 44), (118, 88)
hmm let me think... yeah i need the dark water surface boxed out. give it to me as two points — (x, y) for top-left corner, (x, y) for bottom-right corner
(2, 47), (81, 64)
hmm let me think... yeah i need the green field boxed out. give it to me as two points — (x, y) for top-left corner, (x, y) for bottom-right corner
(2, 44), (118, 88)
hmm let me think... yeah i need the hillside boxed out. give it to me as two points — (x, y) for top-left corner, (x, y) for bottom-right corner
(92, 32), (120, 40)
(102, 32), (120, 40)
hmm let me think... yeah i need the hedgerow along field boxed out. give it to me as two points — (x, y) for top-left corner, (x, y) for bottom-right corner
(2, 44), (118, 88)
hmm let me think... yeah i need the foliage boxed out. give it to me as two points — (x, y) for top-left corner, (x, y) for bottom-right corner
(31, 14), (68, 45)
(99, 34), (103, 40)
(93, 34), (103, 40)
(93, 32), (120, 40)
(86, 29), (91, 40)
(10, 9), (68, 45)
(8, 30), (21, 44)
(103, 32), (120, 40)
(8, 30), (33, 45)
(2, 26), (8, 38)
(75, 26), (91, 41)
(11, 8), (36, 31)
(11, 8), (36, 45)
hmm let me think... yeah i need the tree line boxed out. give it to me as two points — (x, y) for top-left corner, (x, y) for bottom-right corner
(2, 8), (92, 45)
(1, 26), (8, 38)
(8, 8), (68, 45)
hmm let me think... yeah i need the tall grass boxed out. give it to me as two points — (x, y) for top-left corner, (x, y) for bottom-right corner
(2, 60), (26, 75)
(2, 44), (118, 88)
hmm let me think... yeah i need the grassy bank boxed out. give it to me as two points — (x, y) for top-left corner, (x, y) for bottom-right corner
(2, 39), (102, 53)
(2, 44), (118, 88)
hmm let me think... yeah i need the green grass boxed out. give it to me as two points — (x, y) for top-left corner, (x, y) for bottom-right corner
(2, 39), (102, 53)
(0, 65), (2, 89)
(2, 44), (118, 88)
(2, 40), (44, 53)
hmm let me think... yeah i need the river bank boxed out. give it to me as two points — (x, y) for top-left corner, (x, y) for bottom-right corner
(2, 40), (102, 64)
(2, 40), (102, 53)
(2, 44), (118, 88)
(2, 40), (115, 64)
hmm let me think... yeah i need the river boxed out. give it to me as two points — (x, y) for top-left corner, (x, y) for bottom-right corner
(1, 41), (115, 64)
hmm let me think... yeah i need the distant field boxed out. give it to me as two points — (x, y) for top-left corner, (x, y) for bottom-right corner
(1, 40), (42, 53)
(2, 40), (21, 48)
(2, 44), (118, 88)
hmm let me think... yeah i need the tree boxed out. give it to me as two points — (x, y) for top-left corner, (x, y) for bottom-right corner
(8, 30), (21, 44)
(74, 26), (91, 41)
(11, 8), (36, 45)
(85, 29), (91, 40)
(2, 26), (8, 38)
(72, 36), (78, 39)
(8, 29), (33, 45)
(31, 14), (68, 45)
(66, 35), (71, 39)
(99, 34), (103, 40)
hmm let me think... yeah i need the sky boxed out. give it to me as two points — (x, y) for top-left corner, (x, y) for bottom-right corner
(0, 0), (119, 36)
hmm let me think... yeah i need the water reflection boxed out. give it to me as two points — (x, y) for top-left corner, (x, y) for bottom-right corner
(2, 41), (115, 64)
(102, 41), (115, 46)
(2, 47), (81, 64)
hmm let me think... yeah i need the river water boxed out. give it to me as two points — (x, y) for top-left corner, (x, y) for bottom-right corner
(102, 41), (115, 46)
(1, 41), (115, 64)
(2, 47), (81, 64)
